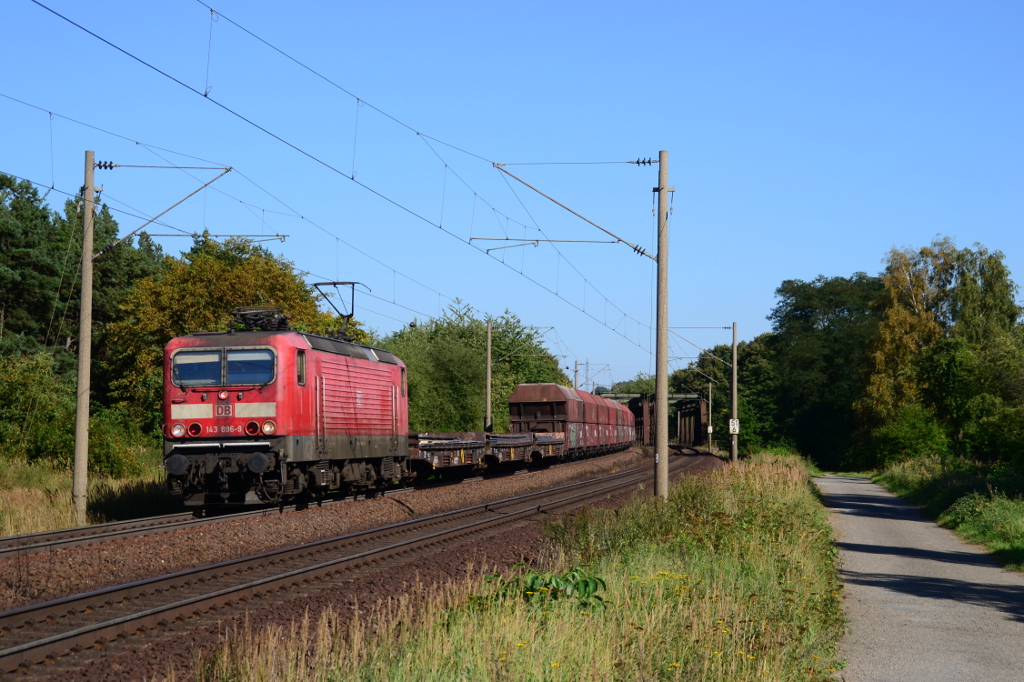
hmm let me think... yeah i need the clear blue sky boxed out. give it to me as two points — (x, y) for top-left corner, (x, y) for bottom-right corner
(2, 1), (1021, 390)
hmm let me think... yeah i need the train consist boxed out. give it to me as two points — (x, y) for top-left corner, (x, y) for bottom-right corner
(163, 308), (635, 506)
(508, 383), (635, 454)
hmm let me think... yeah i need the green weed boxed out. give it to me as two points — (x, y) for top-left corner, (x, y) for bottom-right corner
(478, 564), (609, 612)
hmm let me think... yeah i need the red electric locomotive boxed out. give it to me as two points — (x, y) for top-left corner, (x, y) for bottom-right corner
(164, 308), (638, 507)
(163, 308), (409, 506)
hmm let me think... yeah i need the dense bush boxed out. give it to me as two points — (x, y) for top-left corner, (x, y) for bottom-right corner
(871, 403), (950, 466)
(0, 353), (155, 476)
(0, 353), (76, 463)
(961, 396), (1024, 463)
(877, 456), (1024, 569)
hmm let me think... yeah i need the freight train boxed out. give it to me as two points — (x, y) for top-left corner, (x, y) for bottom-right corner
(163, 308), (635, 506)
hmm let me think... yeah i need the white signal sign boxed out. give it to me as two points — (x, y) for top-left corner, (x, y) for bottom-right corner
(729, 419), (740, 435)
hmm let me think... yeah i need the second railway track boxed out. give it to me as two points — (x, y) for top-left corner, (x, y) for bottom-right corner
(0, 454), (703, 676)
(0, 454), (622, 561)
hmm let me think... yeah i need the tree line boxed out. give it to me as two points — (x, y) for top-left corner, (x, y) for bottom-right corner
(0, 174), (568, 476)
(614, 237), (1023, 470)
(5, 171), (1019, 473)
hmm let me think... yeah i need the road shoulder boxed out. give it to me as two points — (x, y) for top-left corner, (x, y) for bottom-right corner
(814, 475), (1024, 682)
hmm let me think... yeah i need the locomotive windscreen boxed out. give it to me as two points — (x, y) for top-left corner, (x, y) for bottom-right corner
(226, 349), (274, 384)
(172, 351), (221, 386)
(172, 348), (276, 386)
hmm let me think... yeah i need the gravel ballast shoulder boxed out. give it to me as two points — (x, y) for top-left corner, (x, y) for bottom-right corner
(0, 450), (660, 611)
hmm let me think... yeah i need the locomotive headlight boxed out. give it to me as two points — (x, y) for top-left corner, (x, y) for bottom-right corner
(218, 390), (229, 400)
(171, 423), (186, 438)
(261, 420), (277, 435)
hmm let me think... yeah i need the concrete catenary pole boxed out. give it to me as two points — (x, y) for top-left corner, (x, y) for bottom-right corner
(655, 150), (670, 500)
(731, 321), (738, 463)
(72, 150), (95, 526)
(708, 380), (713, 451)
(485, 319), (492, 432)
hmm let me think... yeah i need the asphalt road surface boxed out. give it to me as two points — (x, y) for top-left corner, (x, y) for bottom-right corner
(814, 476), (1024, 682)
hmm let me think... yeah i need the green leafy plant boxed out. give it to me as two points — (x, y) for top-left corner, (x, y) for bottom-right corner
(481, 564), (608, 612)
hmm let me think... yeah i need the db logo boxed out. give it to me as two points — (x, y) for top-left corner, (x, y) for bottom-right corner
(216, 405), (233, 417)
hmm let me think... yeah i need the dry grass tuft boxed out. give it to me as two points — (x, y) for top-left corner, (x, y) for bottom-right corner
(0, 455), (174, 537)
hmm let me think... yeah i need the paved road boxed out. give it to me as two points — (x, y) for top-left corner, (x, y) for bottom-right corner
(814, 476), (1024, 682)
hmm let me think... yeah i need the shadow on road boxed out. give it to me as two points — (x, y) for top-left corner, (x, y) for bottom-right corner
(817, 476), (1024, 624)
(838, 568), (1024, 623)
(835, 541), (1002, 569)
(816, 478), (934, 524)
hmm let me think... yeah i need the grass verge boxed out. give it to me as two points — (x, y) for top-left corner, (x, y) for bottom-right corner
(0, 448), (177, 536)
(192, 454), (844, 681)
(875, 455), (1024, 570)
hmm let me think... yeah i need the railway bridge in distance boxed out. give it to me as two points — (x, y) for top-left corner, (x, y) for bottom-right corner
(599, 392), (705, 449)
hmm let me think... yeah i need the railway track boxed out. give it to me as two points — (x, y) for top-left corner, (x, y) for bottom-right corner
(0, 454), (701, 676)
(0, 478), (483, 561)
(0, 454), (613, 561)
(0, 500), (327, 562)
(0, 514), (195, 560)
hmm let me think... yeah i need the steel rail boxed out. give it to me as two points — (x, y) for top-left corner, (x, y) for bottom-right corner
(0, 451), (620, 560)
(0, 513), (195, 557)
(0, 479), (488, 560)
(0, 501), (326, 561)
(0, 455), (701, 673)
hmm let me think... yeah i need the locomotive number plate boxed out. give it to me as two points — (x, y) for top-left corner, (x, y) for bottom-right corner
(207, 425), (245, 434)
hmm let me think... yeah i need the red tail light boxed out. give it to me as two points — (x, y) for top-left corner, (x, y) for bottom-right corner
(187, 422), (203, 437)
(245, 421), (260, 436)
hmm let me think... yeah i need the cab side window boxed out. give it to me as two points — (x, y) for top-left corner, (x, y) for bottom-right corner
(297, 350), (306, 386)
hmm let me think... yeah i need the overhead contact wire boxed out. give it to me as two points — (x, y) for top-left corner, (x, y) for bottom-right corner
(29, 1), (648, 350)
(194, 0), (492, 164)
(1, 92), (459, 312)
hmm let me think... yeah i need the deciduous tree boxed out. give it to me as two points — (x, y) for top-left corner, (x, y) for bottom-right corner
(106, 236), (356, 430)
(768, 273), (883, 466)
(380, 303), (568, 433)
